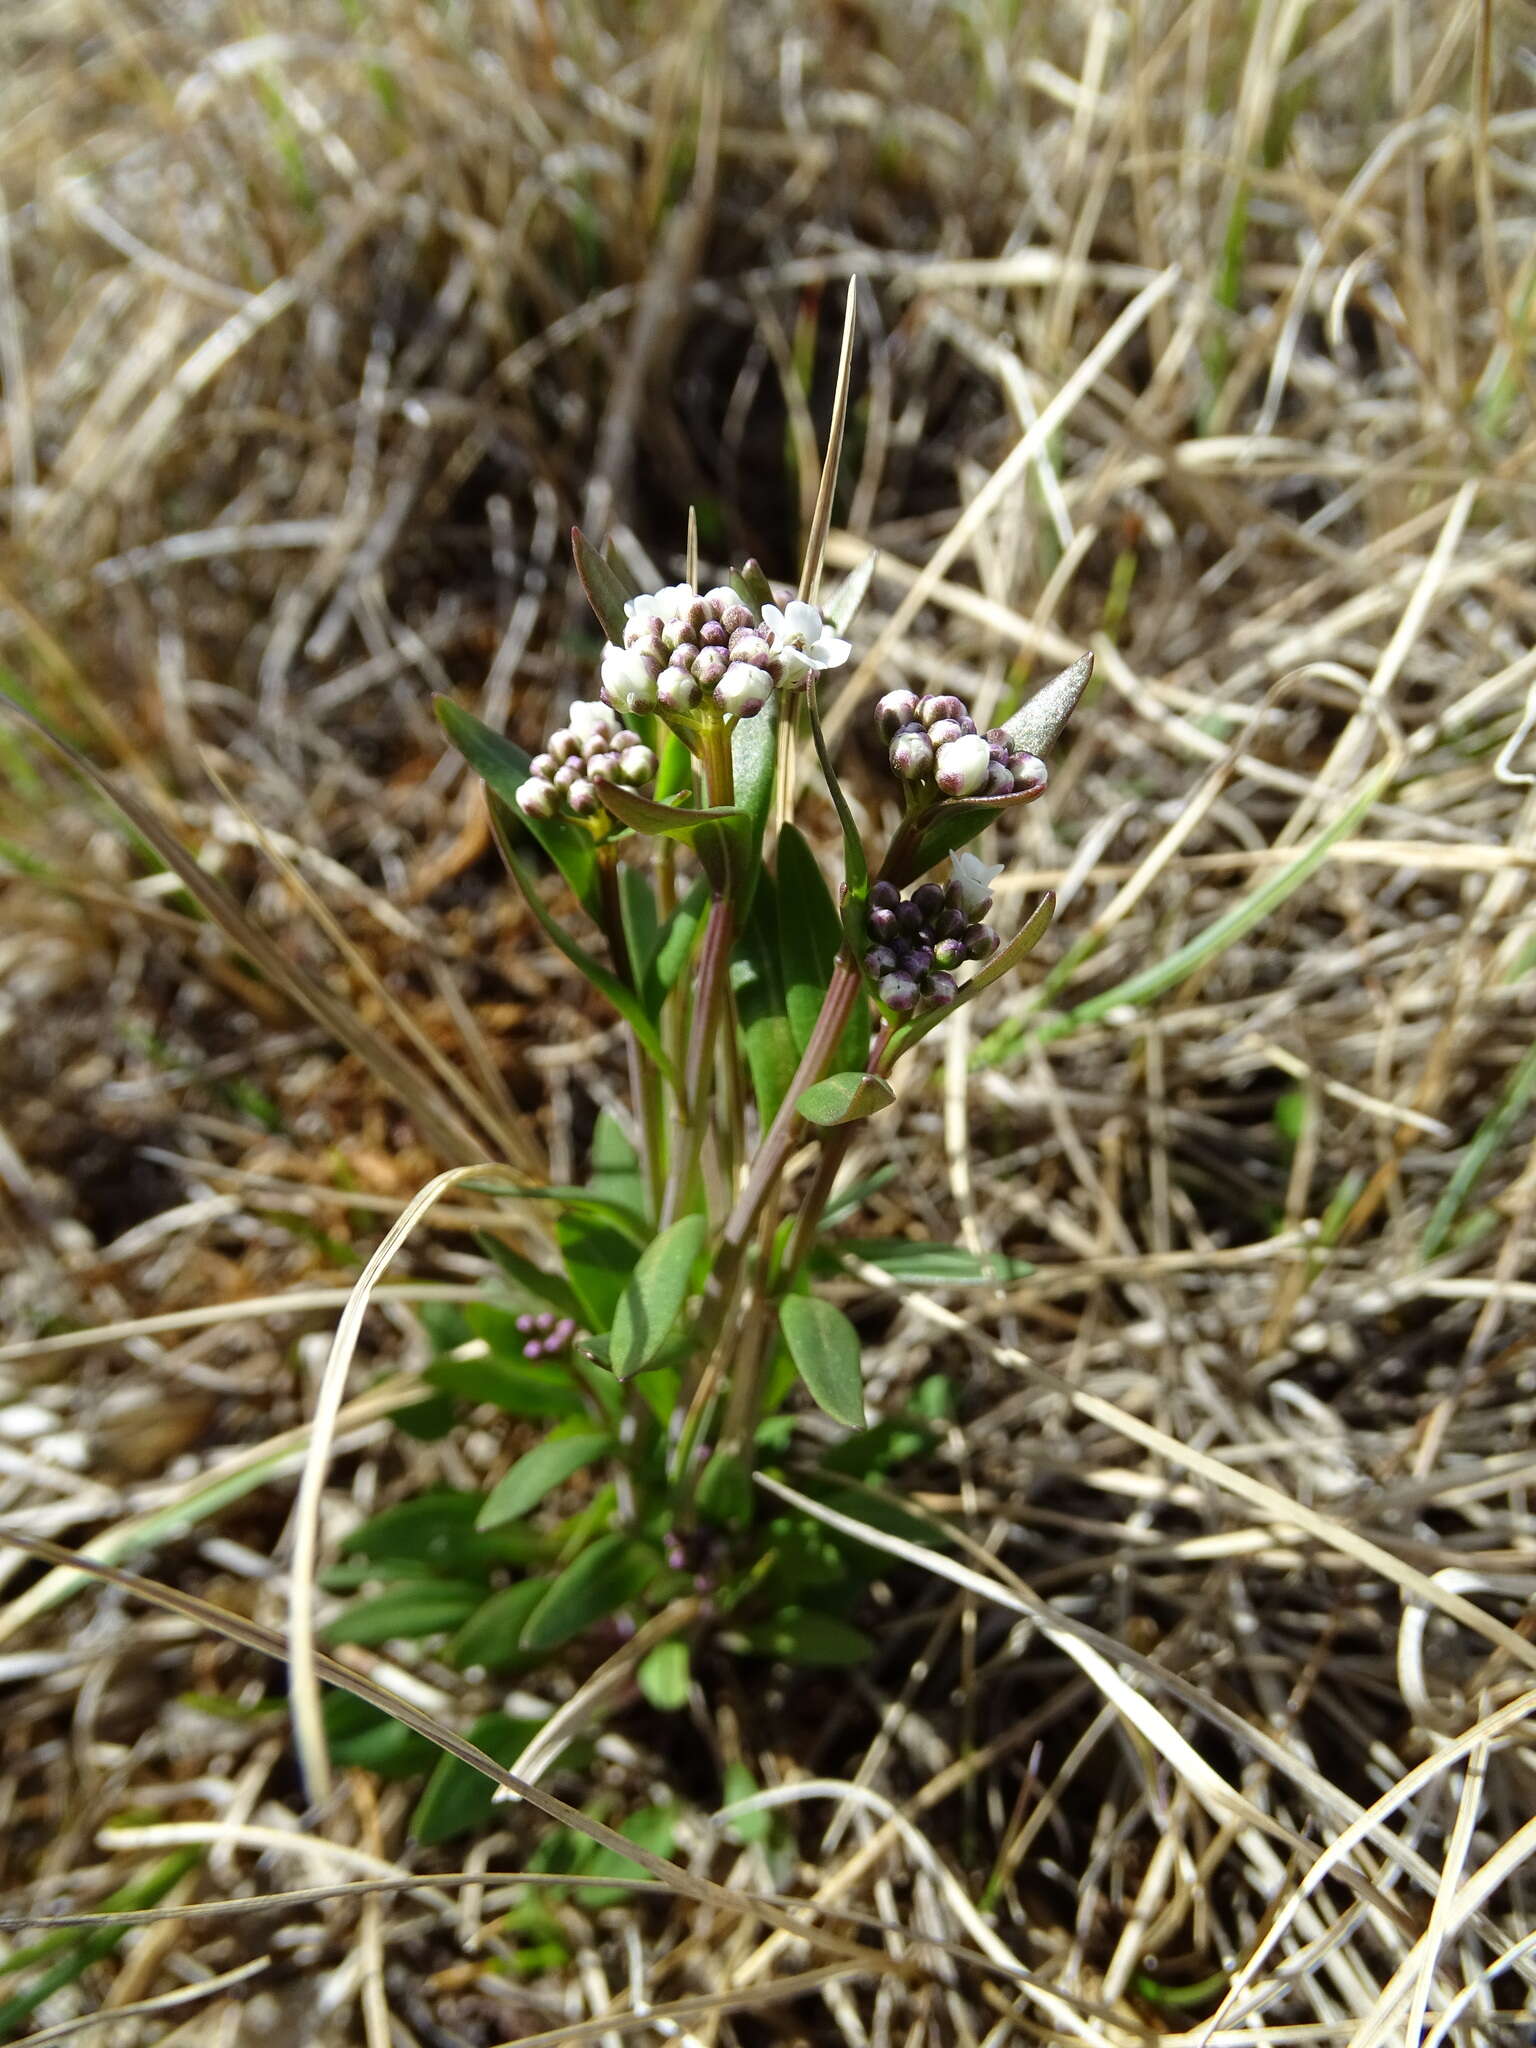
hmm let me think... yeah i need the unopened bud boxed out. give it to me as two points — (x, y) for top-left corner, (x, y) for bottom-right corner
(529, 752), (556, 780)
(717, 662), (773, 717)
(985, 761), (1015, 796)
(566, 778), (599, 816)
(924, 971), (959, 1009)
(1009, 751), (1049, 797)
(616, 745), (656, 784)
(935, 734), (992, 797)
(870, 880), (900, 911)
(691, 647), (729, 689)
(919, 694), (968, 729)
(911, 883), (945, 920)
(933, 936), (967, 970)
(965, 923), (1000, 960)
(516, 777), (559, 819)
(658, 670), (702, 713)
(876, 689), (919, 738)
(864, 945), (898, 977)
(727, 630), (773, 670)
(866, 904), (899, 943)
(719, 602), (754, 636)
(586, 751), (620, 781)
(889, 728), (935, 781)
(878, 971), (921, 1013)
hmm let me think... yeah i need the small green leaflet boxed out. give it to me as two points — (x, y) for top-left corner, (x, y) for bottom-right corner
(778, 1293), (865, 1428)
(832, 1239), (1031, 1285)
(519, 1534), (658, 1653)
(477, 1431), (612, 1529)
(728, 1608), (873, 1667)
(411, 1710), (541, 1845)
(323, 1581), (483, 1648)
(571, 526), (632, 643)
(636, 1638), (692, 1710)
(448, 1577), (555, 1671)
(796, 1070), (895, 1126)
(609, 1213), (706, 1379)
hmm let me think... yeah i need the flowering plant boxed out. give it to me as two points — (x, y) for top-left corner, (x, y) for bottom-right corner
(325, 489), (1090, 1837)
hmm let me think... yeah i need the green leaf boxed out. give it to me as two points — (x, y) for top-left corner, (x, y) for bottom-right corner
(594, 781), (750, 899)
(610, 1214), (706, 1378)
(556, 1214), (641, 1332)
(899, 783), (1051, 880)
(641, 876), (709, 1016)
(325, 1695), (438, 1779)
(729, 1608), (874, 1667)
(636, 1638), (692, 1710)
(587, 1112), (646, 1219)
(731, 559), (775, 609)
(487, 793), (677, 1085)
(391, 1388), (457, 1440)
(806, 677), (868, 910)
(796, 1070), (895, 1127)
(821, 1163), (898, 1224)
(475, 1236), (583, 1319)
(324, 1581), (483, 1648)
(519, 1534), (659, 1652)
(820, 1415), (934, 1477)
(696, 1447), (753, 1528)
(619, 865), (659, 987)
(999, 650), (1094, 759)
(732, 874), (798, 1128)
(571, 526), (633, 643)
(478, 1431), (612, 1529)
(777, 824), (842, 1057)
(720, 1761), (776, 1845)
(411, 1711), (541, 1845)
(778, 1293), (865, 1427)
(340, 1489), (544, 1571)
(434, 696), (600, 920)
(832, 1239), (1031, 1285)
(729, 689), (779, 918)
(448, 1577), (555, 1671)
(571, 1803), (680, 1908)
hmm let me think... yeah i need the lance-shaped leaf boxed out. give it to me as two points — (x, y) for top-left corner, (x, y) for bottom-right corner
(885, 893), (1055, 1062)
(593, 779), (749, 899)
(796, 1070), (895, 1127)
(778, 1293), (866, 1428)
(777, 824), (854, 1059)
(435, 696), (602, 921)
(519, 1533), (659, 1652)
(884, 762), (1051, 885)
(640, 877), (708, 1018)
(572, 526), (633, 644)
(806, 676), (869, 938)
(730, 558), (776, 611)
(999, 651), (1094, 759)
(729, 689), (779, 919)
(731, 875), (797, 1128)
(610, 1213), (707, 1379)
(477, 1430), (614, 1529)
(601, 535), (645, 600)
(485, 793), (676, 1084)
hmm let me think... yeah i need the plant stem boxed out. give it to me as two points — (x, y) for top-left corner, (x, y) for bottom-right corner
(597, 847), (663, 1218)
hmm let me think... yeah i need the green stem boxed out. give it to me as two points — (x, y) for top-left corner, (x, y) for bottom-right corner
(596, 848), (663, 1218)
(659, 894), (734, 1227)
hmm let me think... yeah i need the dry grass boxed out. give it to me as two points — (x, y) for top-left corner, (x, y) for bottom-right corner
(2, 0), (1536, 2041)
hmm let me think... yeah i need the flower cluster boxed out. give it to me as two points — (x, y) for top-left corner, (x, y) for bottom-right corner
(863, 865), (1000, 1014)
(601, 588), (850, 723)
(877, 689), (1047, 803)
(514, 1310), (580, 1360)
(516, 701), (657, 822)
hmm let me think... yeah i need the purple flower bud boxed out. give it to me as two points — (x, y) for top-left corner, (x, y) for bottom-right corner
(516, 777), (559, 818)
(661, 619), (693, 653)
(985, 761), (1015, 797)
(616, 745), (656, 784)
(566, 777), (599, 815)
(529, 752), (556, 780)
(669, 644), (695, 672)
(1009, 752), (1049, 796)
(684, 597), (710, 632)
(515, 1313), (536, 1333)
(523, 1341), (543, 1360)
(548, 730), (580, 765)
(933, 936), (967, 970)
(903, 944), (935, 978)
(966, 923), (1000, 960)
(924, 971), (959, 1009)
(699, 620), (728, 648)
(864, 945), (898, 977)
(719, 603), (754, 636)
(912, 882), (945, 920)
(870, 880), (900, 911)
(897, 899), (926, 934)
(691, 646), (729, 689)
(727, 630), (774, 670)
(866, 905), (899, 943)
(935, 734), (992, 797)
(586, 751), (620, 781)
(919, 694), (968, 728)
(878, 971), (921, 1013)
(932, 717), (973, 748)
(553, 760), (581, 789)
(889, 729), (935, 781)
(876, 689), (919, 738)
(933, 905), (965, 940)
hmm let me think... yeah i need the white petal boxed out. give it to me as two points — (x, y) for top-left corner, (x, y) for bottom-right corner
(783, 599), (824, 640)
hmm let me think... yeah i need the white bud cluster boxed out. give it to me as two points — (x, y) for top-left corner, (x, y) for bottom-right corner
(599, 587), (850, 723)
(515, 699), (657, 822)
(876, 689), (1048, 804)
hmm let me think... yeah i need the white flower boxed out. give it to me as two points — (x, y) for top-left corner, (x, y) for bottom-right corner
(935, 733), (992, 797)
(624, 584), (695, 625)
(761, 600), (852, 680)
(600, 644), (658, 713)
(949, 849), (1003, 919)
